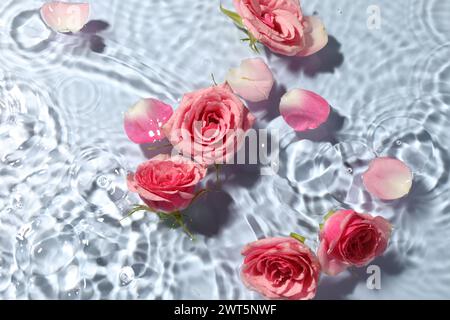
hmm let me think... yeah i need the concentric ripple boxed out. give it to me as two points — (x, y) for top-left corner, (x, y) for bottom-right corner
(69, 146), (128, 213)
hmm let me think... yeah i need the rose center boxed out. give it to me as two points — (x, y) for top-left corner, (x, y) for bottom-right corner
(262, 12), (276, 28)
(344, 229), (378, 263)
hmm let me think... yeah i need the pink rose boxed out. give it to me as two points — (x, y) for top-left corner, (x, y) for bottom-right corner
(241, 237), (321, 300)
(318, 210), (392, 276)
(127, 154), (207, 213)
(162, 83), (255, 165)
(233, 0), (328, 56)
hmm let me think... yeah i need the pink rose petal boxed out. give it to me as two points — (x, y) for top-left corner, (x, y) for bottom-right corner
(40, 1), (90, 33)
(279, 89), (330, 131)
(225, 58), (274, 102)
(362, 157), (413, 200)
(124, 98), (173, 144)
(297, 16), (329, 57)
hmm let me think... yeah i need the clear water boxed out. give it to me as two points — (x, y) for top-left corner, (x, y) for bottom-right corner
(0, 0), (449, 299)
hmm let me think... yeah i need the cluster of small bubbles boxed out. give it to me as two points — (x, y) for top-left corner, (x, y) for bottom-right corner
(12, 194), (23, 209)
(119, 266), (135, 286)
(96, 175), (112, 189)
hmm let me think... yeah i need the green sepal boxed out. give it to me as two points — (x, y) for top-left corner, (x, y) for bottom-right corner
(121, 205), (195, 240)
(220, 4), (260, 53)
(319, 210), (336, 230)
(290, 232), (306, 244)
(220, 4), (244, 28)
(120, 204), (153, 222)
(241, 31), (260, 53)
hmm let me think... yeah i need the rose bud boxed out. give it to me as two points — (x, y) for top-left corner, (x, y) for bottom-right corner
(127, 155), (207, 213)
(225, 58), (274, 102)
(362, 157), (413, 200)
(124, 98), (173, 144)
(318, 210), (392, 276)
(279, 89), (330, 132)
(40, 1), (90, 33)
(241, 236), (321, 300)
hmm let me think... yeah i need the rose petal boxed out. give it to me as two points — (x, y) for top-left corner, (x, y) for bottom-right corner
(279, 89), (330, 131)
(124, 98), (173, 144)
(317, 240), (348, 276)
(362, 157), (413, 200)
(225, 58), (274, 102)
(297, 16), (329, 57)
(40, 2), (90, 33)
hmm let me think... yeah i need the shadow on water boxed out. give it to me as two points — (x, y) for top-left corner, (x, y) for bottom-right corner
(264, 35), (344, 77)
(186, 190), (234, 238)
(246, 82), (286, 123)
(316, 250), (407, 299)
(285, 36), (344, 76)
(139, 139), (173, 159)
(61, 20), (110, 53)
(80, 20), (110, 34)
(295, 108), (347, 144)
(79, 20), (110, 54)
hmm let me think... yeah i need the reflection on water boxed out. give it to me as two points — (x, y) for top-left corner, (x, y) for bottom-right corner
(0, 0), (450, 299)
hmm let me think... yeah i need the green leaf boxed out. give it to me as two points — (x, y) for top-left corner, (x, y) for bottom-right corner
(172, 211), (196, 241)
(290, 232), (306, 244)
(220, 4), (244, 28)
(121, 206), (196, 240)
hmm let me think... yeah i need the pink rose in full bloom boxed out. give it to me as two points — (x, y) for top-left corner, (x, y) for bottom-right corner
(233, 0), (328, 56)
(241, 237), (321, 300)
(127, 154), (207, 213)
(162, 83), (255, 165)
(318, 210), (392, 276)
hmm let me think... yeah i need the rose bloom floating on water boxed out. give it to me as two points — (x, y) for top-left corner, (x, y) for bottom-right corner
(162, 83), (255, 165)
(240, 236), (321, 300)
(362, 157), (413, 200)
(40, 1), (90, 33)
(123, 98), (173, 144)
(127, 154), (207, 213)
(318, 210), (392, 276)
(225, 57), (274, 102)
(223, 0), (328, 56)
(279, 88), (330, 131)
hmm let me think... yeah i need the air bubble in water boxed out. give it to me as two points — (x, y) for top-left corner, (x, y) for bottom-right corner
(96, 175), (111, 189)
(119, 266), (135, 286)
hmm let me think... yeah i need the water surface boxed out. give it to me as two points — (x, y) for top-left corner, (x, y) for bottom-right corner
(0, 0), (449, 299)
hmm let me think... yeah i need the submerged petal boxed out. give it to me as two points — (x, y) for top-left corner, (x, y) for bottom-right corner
(40, 1), (90, 33)
(279, 89), (330, 131)
(225, 58), (274, 102)
(124, 98), (173, 144)
(297, 16), (329, 57)
(362, 157), (413, 200)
